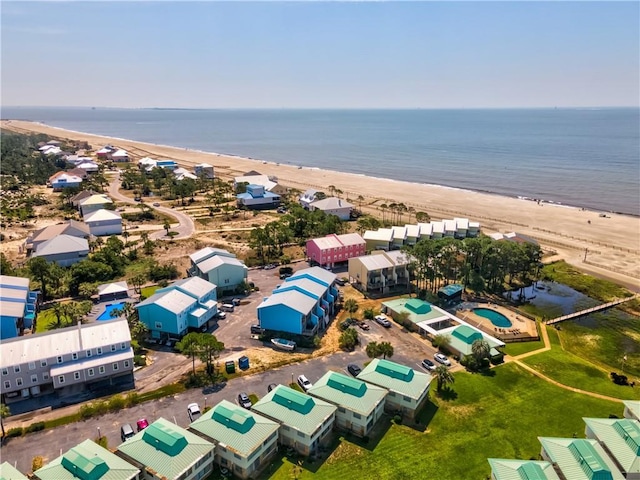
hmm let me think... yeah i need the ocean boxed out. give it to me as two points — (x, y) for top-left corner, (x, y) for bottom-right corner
(2, 107), (639, 215)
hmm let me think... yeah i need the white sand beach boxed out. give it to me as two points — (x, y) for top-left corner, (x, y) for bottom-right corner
(2, 119), (639, 290)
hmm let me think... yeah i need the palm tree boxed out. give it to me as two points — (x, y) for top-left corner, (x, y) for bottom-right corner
(471, 339), (491, 363)
(434, 365), (454, 392)
(176, 332), (202, 375)
(377, 341), (394, 359)
(0, 403), (10, 439)
(366, 341), (380, 359)
(343, 298), (359, 319)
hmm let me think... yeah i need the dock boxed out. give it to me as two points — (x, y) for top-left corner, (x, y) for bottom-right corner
(545, 294), (639, 325)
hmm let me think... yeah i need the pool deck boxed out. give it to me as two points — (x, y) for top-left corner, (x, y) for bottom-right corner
(86, 298), (137, 323)
(455, 303), (539, 342)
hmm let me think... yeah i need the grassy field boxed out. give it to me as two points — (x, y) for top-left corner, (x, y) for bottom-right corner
(521, 327), (640, 399)
(140, 285), (159, 298)
(259, 363), (623, 480)
(502, 321), (544, 357)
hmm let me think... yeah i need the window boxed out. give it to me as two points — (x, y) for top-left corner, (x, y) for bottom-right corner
(31, 374), (38, 384)
(155, 322), (162, 329)
(297, 431), (305, 438)
(403, 395), (411, 402)
(42, 373), (49, 381)
(97, 347), (102, 355)
(234, 453), (241, 460)
(98, 366), (105, 374)
(353, 413), (362, 420)
(58, 376), (65, 384)
(13, 366), (20, 373)
(86, 350), (92, 358)
(88, 368), (94, 377)
(124, 360), (130, 368)
(111, 345), (116, 352)
(72, 353), (78, 360)
(73, 371), (80, 380)
(29, 362), (36, 370)
(121, 343), (126, 350)
(338, 407), (345, 413)
(224, 279), (230, 284)
(57, 356), (63, 364)
(4, 381), (10, 389)
(1, 368), (7, 376)
(113, 363), (119, 371)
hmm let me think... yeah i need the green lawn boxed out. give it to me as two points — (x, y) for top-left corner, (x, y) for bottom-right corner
(141, 285), (159, 298)
(35, 308), (57, 333)
(259, 363), (623, 480)
(521, 327), (640, 400)
(502, 321), (544, 357)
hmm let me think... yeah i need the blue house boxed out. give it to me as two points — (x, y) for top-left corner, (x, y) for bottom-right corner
(236, 184), (280, 210)
(257, 267), (337, 336)
(0, 275), (39, 339)
(135, 277), (218, 341)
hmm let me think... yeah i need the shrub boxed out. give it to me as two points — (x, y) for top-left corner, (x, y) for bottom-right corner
(126, 392), (140, 407)
(134, 354), (146, 366)
(26, 421), (45, 433)
(393, 414), (402, 424)
(610, 372), (629, 386)
(79, 404), (96, 419)
(108, 395), (126, 412)
(7, 427), (23, 438)
(32, 456), (44, 472)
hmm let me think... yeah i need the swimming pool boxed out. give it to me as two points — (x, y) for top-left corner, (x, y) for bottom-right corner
(97, 302), (127, 321)
(473, 308), (512, 328)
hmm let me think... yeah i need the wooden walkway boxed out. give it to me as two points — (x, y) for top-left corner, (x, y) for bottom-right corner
(545, 294), (639, 325)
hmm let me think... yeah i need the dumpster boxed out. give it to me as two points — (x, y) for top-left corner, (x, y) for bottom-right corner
(238, 356), (249, 370)
(225, 360), (236, 374)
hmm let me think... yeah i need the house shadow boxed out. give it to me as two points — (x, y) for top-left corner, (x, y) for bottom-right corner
(413, 400), (439, 432)
(255, 455), (286, 479)
(480, 367), (497, 377)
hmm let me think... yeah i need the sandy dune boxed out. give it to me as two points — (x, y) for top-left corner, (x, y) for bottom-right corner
(3, 119), (638, 290)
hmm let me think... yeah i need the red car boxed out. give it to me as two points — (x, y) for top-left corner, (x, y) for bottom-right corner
(136, 418), (149, 432)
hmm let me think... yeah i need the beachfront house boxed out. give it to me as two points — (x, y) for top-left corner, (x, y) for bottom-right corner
(188, 247), (248, 296)
(487, 459), (561, 480)
(75, 160), (100, 174)
(236, 184), (281, 210)
(174, 167), (198, 181)
(110, 149), (129, 162)
(583, 417), (640, 478)
(0, 275), (39, 339)
(135, 277), (218, 342)
(307, 371), (387, 438)
(84, 209), (123, 236)
(194, 163), (214, 179)
(0, 319), (134, 409)
(538, 437), (625, 480)
(96, 146), (116, 158)
(25, 220), (90, 253)
(488, 231), (539, 245)
(348, 250), (411, 295)
(34, 439), (141, 480)
(251, 385), (336, 456)
(306, 233), (366, 269)
(625, 401), (640, 421)
(51, 173), (83, 191)
(405, 224), (421, 246)
(78, 194), (114, 216)
(308, 197), (353, 220)
(299, 189), (318, 209)
(363, 228), (394, 252)
(356, 359), (432, 420)
(116, 418), (215, 480)
(189, 399), (280, 479)
(391, 226), (407, 249)
(32, 234), (89, 267)
(234, 174), (283, 194)
(157, 159), (178, 170)
(257, 266), (338, 334)
(138, 157), (158, 171)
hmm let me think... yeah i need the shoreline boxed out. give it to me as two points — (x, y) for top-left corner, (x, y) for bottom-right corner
(2, 119), (639, 288)
(5, 120), (636, 218)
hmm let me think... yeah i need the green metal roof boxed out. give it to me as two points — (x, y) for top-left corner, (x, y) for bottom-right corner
(538, 437), (624, 480)
(382, 298), (445, 324)
(356, 358), (432, 401)
(189, 400), (279, 458)
(251, 385), (336, 436)
(307, 371), (388, 416)
(487, 459), (560, 480)
(117, 418), (213, 480)
(34, 440), (139, 480)
(584, 417), (640, 474)
(452, 325), (483, 345)
(0, 462), (29, 480)
(404, 299), (431, 314)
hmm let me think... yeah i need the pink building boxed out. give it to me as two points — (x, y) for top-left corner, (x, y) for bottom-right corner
(306, 233), (366, 268)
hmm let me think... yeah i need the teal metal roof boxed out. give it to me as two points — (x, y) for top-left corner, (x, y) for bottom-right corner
(487, 459), (561, 480)
(452, 325), (483, 345)
(189, 400), (279, 458)
(382, 298), (446, 324)
(117, 418), (213, 480)
(584, 417), (640, 474)
(356, 359), (432, 401)
(0, 462), (29, 480)
(307, 371), (387, 416)
(539, 437), (624, 480)
(251, 385), (336, 436)
(404, 299), (431, 314)
(34, 440), (139, 480)
(438, 284), (464, 297)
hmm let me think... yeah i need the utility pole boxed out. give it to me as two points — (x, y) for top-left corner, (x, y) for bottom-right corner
(583, 248), (588, 262)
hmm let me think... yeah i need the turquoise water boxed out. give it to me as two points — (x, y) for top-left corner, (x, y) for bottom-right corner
(3, 107), (638, 214)
(473, 308), (512, 328)
(97, 302), (127, 321)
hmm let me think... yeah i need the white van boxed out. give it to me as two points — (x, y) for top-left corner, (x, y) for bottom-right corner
(220, 304), (235, 312)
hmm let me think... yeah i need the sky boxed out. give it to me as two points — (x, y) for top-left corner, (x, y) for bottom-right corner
(1, 1), (639, 109)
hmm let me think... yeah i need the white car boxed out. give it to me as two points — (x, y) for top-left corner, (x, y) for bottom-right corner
(374, 315), (392, 328)
(297, 375), (313, 392)
(434, 353), (451, 366)
(187, 403), (201, 422)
